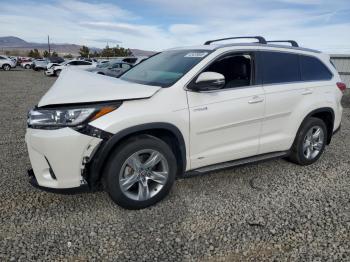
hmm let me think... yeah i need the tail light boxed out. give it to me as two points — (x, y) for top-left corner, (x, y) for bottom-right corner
(336, 82), (347, 93)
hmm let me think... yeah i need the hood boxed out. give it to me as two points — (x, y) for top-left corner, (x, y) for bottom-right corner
(38, 68), (161, 107)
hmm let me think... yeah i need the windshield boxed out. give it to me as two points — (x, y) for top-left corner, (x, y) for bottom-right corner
(120, 50), (210, 87)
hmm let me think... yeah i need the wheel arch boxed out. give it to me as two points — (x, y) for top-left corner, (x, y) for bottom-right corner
(86, 123), (187, 190)
(295, 107), (335, 146)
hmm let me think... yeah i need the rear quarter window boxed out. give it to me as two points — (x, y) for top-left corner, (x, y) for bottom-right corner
(299, 55), (332, 81)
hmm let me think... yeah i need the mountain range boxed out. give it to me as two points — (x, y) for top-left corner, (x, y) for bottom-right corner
(0, 36), (156, 56)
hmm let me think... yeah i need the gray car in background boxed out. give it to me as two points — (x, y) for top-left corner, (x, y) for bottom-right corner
(87, 61), (132, 77)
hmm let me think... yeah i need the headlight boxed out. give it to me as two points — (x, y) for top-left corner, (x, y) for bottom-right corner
(27, 104), (120, 129)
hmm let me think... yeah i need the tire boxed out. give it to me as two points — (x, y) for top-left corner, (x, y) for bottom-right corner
(288, 117), (327, 165)
(25, 64), (31, 69)
(2, 64), (11, 71)
(55, 69), (62, 76)
(105, 135), (177, 209)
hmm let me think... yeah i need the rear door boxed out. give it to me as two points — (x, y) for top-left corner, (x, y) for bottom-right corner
(257, 51), (322, 154)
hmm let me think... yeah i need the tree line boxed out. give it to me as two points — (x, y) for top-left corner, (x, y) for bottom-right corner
(79, 45), (132, 58)
(27, 49), (63, 58)
(25, 45), (132, 59)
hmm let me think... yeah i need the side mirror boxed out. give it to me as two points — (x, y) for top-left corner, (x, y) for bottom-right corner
(189, 72), (225, 91)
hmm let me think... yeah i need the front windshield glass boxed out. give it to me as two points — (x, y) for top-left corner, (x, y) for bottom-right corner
(120, 50), (211, 87)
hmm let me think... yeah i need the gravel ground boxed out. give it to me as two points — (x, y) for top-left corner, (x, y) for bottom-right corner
(0, 68), (350, 261)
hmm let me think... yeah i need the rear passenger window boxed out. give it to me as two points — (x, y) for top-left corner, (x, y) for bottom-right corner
(299, 55), (332, 81)
(261, 52), (300, 84)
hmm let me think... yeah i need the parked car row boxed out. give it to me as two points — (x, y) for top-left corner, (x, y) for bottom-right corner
(1, 54), (147, 80)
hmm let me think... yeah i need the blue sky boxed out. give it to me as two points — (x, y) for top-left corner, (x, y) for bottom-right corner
(0, 0), (349, 53)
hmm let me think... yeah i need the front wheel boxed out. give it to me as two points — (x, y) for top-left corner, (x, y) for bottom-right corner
(2, 64), (11, 71)
(25, 64), (31, 69)
(288, 117), (327, 165)
(105, 135), (177, 209)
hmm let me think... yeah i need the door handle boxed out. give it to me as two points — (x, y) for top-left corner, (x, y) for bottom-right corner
(248, 96), (264, 104)
(302, 89), (313, 95)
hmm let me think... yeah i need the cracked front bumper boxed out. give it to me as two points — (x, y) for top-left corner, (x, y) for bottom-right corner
(25, 127), (102, 189)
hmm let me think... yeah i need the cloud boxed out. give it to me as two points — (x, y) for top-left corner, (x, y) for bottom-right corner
(58, 0), (133, 21)
(79, 22), (155, 37)
(90, 38), (122, 44)
(169, 24), (203, 35)
(0, 0), (349, 53)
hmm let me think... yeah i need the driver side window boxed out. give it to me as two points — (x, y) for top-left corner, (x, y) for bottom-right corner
(204, 53), (253, 89)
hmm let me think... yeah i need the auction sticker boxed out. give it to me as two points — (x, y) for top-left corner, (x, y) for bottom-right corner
(184, 52), (208, 58)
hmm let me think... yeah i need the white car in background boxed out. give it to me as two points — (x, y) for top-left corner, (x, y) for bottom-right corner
(0, 55), (16, 71)
(45, 60), (96, 76)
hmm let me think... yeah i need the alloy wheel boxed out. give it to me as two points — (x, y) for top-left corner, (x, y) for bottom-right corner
(303, 125), (324, 160)
(119, 149), (169, 201)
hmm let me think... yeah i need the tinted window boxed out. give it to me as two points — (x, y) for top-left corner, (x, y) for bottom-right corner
(0, 56), (4, 59)
(261, 52), (300, 84)
(300, 55), (332, 81)
(123, 58), (137, 64)
(77, 61), (91, 65)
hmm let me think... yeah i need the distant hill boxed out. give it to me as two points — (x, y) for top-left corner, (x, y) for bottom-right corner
(0, 36), (28, 47)
(0, 36), (156, 56)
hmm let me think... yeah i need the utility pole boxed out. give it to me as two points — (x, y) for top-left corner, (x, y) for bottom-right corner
(48, 35), (51, 56)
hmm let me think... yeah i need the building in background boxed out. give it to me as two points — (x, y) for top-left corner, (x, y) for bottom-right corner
(330, 55), (350, 88)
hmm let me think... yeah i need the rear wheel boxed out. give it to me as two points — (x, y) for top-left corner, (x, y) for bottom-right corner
(289, 117), (327, 165)
(2, 64), (11, 71)
(25, 64), (31, 69)
(105, 135), (177, 209)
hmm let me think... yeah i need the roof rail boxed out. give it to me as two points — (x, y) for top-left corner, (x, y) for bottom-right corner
(266, 40), (299, 47)
(204, 36), (267, 45)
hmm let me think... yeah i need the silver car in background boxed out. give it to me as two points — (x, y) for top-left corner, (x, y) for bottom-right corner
(86, 61), (132, 77)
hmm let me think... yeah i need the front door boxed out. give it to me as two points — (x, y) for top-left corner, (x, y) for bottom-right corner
(187, 52), (265, 169)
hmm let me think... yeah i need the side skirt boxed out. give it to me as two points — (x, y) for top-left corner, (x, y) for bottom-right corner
(182, 151), (289, 178)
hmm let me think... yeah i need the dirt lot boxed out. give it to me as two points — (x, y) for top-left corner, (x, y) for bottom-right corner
(0, 68), (349, 261)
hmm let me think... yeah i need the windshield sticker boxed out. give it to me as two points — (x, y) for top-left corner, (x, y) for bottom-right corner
(184, 52), (208, 58)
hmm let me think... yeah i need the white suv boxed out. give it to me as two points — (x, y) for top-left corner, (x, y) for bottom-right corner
(26, 36), (345, 209)
(0, 55), (16, 71)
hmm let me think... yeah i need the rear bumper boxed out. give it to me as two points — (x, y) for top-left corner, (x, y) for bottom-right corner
(27, 169), (90, 194)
